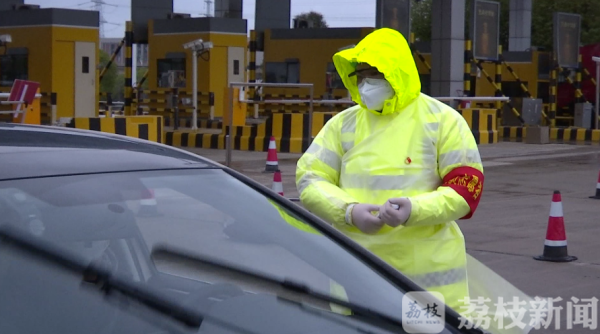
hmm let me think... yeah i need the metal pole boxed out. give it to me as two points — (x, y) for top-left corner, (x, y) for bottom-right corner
(308, 84), (314, 147)
(226, 86), (234, 167)
(192, 49), (198, 130)
(173, 88), (179, 131)
(596, 61), (599, 130)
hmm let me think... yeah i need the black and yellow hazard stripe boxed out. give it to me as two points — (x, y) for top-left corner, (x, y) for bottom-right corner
(124, 21), (134, 116)
(494, 45), (503, 112)
(409, 33), (431, 73)
(500, 126), (526, 142)
(464, 40), (472, 96)
(500, 55), (531, 98)
(100, 37), (125, 82)
(249, 30), (257, 102)
(458, 109), (498, 144)
(551, 128), (600, 143)
(500, 126), (600, 144)
(164, 117), (222, 129)
(558, 65), (588, 103)
(583, 67), (597, 86)
(472, 58), (524, 124)
(576, 54), (583, 103)
(165, 112), (338, 153)
(66, 116), (163, 143)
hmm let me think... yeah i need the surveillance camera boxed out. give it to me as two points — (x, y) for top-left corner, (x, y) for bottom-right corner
(592, 56), (600, 63)
(183, 39), (213, 51)
(0, 34), (12, 43)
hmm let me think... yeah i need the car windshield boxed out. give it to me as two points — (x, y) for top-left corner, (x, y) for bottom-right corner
(0, 168), (416, 333)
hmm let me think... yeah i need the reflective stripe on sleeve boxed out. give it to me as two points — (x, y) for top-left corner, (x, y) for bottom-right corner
(341, 112), (357, 153)
(439, 149), (482, 168)
(306, 143), (341, 171)
(410, 267), (467, 289)
(297, 174), (329, 195)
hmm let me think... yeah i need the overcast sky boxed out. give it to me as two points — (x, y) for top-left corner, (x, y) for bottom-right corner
(27, 0), (377, 38)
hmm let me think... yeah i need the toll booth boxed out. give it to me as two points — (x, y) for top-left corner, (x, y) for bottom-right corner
(472, 50), (552, 106)
(147, 17), (247, 119)
(0, 5), (99, 122)
(261, 27), (375, 99)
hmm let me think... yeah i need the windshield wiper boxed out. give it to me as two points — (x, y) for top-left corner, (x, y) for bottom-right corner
(151, 245), (412, 331)
(0, 224), (203, 331)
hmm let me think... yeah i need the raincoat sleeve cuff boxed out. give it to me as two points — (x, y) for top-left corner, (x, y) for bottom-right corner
(404, 186), (472, 227)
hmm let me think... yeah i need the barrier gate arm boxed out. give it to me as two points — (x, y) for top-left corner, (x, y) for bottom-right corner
(99, 37), (125, 82)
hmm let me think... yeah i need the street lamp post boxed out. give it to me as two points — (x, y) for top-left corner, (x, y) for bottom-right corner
(183, 39), (213, 130)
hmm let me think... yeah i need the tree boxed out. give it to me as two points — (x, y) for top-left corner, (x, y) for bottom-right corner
(99, 49), (118, 94)
(294, 11), (328, 28)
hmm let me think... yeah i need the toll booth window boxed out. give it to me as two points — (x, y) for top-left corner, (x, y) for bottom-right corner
(157, 58), (186, 88)
(265, 62), (300, 84)
(0, 54), (28, 87)
(234, 60), (240, 75)
(325, 63), (344, 89)
(82, 57), (90, 74)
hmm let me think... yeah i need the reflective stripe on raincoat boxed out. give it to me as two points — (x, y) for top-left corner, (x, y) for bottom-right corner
(295, 28), (485, 313)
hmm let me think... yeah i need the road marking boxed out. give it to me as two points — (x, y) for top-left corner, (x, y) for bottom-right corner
(493, 150), (600, 162)
(482, 161), (514, 167)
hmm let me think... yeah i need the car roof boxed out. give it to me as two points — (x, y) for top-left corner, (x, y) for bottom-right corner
(0, 123), (220, 180)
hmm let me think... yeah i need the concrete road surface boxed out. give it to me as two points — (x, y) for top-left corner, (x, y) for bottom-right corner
(179, 142), (600, 333)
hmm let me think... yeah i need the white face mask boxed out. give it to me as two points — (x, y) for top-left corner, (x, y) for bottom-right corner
(358, 78), (395, 111)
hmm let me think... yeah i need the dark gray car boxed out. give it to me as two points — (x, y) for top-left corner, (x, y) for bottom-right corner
(0, 123), (497, 334)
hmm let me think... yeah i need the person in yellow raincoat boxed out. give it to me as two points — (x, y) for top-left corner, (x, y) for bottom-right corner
(295, 28), (485, 313)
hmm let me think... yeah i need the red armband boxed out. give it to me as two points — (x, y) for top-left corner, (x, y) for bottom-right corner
(441, 166), (484, 219)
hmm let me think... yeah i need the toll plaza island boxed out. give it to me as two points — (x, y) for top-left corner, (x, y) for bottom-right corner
(1, 1), (600, 332)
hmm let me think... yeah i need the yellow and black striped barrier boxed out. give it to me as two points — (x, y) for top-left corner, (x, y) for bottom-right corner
(500, 126), (600, 144)
(124, 21), (134, 116)
(67, 116), (164, 143)
(165, 112), (337, 153)
(165, 118), (222, 129)
(457, 109), (498, 144)
(165, 107), (502, 152)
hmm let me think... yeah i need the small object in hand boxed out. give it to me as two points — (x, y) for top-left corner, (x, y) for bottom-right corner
(391, 204), (399, 210)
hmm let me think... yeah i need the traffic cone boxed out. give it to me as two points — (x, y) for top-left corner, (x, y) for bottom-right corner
(534, 191), (577, 262)
(137, 189), (162, 218)
(589, 169), (600, 199)
(264, 136), (279, 173)
(272, 170), (284, 196)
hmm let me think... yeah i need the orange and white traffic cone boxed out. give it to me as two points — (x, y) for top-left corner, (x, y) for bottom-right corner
(272, 170), (284, 196)
(534, 190), (577, 262)
(137, 189), (162, 218)
(589, 169), (600, 199)
(264, 136), (279, 173)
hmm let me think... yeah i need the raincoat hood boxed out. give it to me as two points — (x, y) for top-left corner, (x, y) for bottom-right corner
(333, 28), (421, 116)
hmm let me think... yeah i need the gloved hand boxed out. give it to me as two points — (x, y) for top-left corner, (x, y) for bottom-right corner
(349, 203), (384, 234)
(378, 198), (412, 227)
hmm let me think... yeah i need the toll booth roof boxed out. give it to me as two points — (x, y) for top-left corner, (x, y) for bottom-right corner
(0, 8), (99, 28)
(269, 28), (365, 40)
(153, 17), (247, 35)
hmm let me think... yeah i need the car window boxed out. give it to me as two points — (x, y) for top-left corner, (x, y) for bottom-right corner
(0, 169), (410, 326)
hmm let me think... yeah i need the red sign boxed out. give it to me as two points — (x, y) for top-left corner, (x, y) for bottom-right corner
(9, 79), (40, 106)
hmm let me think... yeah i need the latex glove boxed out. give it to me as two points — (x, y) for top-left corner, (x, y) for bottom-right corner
(378, 198), (412, 228)
(350, 204), (384, 234)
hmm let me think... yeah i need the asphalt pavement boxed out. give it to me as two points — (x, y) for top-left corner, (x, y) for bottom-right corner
(180, 142), (600, 334)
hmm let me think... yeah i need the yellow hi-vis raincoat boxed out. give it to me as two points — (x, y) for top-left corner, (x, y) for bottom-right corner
(295, 28), (485, 313)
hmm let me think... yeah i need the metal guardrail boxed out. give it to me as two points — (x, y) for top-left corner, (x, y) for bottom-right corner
(435, 96), (511, 102)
